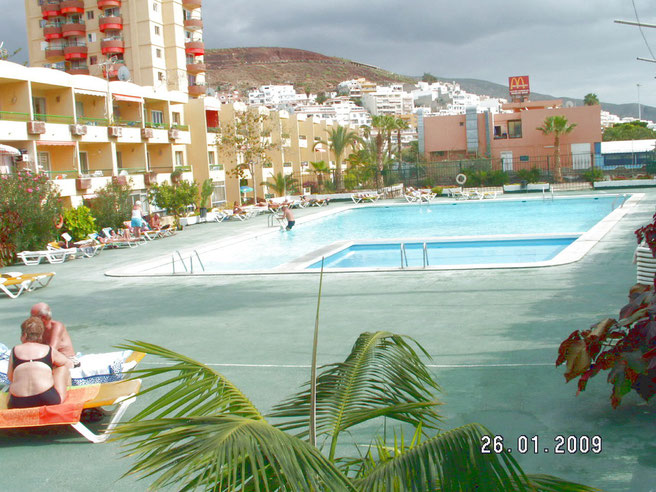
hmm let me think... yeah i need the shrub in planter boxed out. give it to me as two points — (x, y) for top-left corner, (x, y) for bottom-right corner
(516, 167), (541, 184)
(148, 179), (198, 229)
(582, 168), (604, 183)
(556, 214), (656, 407)
(0, 170), (62, 266)
(63, 205), (97, 241)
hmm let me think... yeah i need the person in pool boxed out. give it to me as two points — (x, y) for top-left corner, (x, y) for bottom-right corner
(7, 317), (73, 408)
(282, 205), (295, 231)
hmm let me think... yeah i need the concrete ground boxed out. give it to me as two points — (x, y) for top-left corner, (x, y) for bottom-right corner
(1, 190), (655, 492)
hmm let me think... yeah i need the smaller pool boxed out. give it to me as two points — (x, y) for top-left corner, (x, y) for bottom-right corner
(307, 235), (579, 270)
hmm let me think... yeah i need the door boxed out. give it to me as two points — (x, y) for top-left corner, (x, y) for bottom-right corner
(571, 143), (591, 169)
(501, 151), (513, 171)
(37, 151), (51, 173)
(79, 151), (89, 175)
(33, 97), (46, 120)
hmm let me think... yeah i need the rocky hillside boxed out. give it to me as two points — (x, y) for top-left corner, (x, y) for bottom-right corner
(204, 47), (415, 94)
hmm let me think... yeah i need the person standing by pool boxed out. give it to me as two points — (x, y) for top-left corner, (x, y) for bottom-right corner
(131, 200), (143, 238)
(282, 205), (295, 231)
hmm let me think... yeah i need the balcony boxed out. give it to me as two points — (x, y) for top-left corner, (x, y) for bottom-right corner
(103, 64), (120, 80)
(41, 2), (61, 19)
(184, 18), (203, 30)
(60, 0), (84, 14)
(188, 84), (207, 97)
(64, 44), (88, 60)
(185, 41), (204, 56)
(61, 20), (86, 37)
(67, 64), (89, 75)
(97, 0), (121, 7)
(182, 0), (202, 8)
(43, 24), (63, 40)
(101, 37), (124, 55)
(186, 62), (206, 74)
(45, 46), (65, 59)
(99, 15), (123, 32)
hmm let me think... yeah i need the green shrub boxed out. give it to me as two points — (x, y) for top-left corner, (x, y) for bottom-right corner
(486, 170), (509, 186)
(63, 205), (96, 241)
(516, 167), (542, 183)
(431, 186), (443, 195)
(343, 173), (358, 190)
(0, 170), (62, 266)
(148, 179), (199, 228)
(462, 169), (485, 187)
(87, 180), (133, 231)
(463, 169), (508, 187)
(582, 167), (604, 183)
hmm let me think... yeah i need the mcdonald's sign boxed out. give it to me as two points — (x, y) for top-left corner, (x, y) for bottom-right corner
(508, 75), (530, 96)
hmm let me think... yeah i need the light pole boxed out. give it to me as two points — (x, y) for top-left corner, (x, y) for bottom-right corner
(637, 83), (642, 120)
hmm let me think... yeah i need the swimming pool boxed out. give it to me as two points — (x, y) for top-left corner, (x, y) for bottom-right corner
(112, 194), (639, 275)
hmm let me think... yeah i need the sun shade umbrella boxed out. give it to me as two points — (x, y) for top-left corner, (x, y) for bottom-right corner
(0, 144), (20, 156)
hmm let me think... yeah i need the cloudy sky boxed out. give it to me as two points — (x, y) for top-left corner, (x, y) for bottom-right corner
(3, 0), (656, 107)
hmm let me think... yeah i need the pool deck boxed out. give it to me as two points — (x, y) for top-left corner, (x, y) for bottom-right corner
(1, 189), (655, 491)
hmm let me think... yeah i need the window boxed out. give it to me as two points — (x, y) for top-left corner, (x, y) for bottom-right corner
(75, 101), (84, 117)
(116, 151), (123, 169)
(86, 11), (94, 20)
(175, 151), (184, 167)
(208, 152), (215, 165)
(211, 183), (226, 204)
(158, 72), (164, 81)
(155, 48), (162, 58)
(283, 162), (292, 168)
(87, 33), (96, 43)
(79, 152), (89, 174)
(40, 41), (48, 51)
(154, 25), (160, 35)
(508, 120), (522, 138)
(172, 112), (181, 124)
(89, 55), (97, 65)
(151, 110), (163, 125)
(39, 19), (46, 28)
(152, 2), (158, 12)
(37, 152), (51, 173)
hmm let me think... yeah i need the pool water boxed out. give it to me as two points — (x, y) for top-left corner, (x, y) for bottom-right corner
(145, 196), (618, 273)
(308, 237), (578, 269)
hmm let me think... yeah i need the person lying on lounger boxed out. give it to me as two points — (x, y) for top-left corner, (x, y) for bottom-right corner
(7, 317), (72, 408)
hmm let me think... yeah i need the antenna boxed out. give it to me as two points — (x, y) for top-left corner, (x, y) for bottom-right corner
(117, 65), (131, 82)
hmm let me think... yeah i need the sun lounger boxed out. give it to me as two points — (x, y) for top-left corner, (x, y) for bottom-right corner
(0, 272), (56, 299)
(18, 248), (76, 265)
(142, 229), (164, 241)
(0, 378), (142, 443)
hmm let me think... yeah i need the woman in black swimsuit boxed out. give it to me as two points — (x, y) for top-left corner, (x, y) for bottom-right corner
(7, 317), (72, 408)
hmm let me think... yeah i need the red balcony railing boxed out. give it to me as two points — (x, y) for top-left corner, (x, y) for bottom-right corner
(60, 0), (84, 14)
(67, 64), (89, 75)
(99, 15), (123, 32)
(41, 2), (61, 19)
(101, 38), (124, 55)
(61, 21), (86, 37)
(97, 0), (121, 8)
(185, 41), (204, 55)
(64, 44), (88, 60)
(188, 84), (207, 97)
(186, 62), (206, 74)
(43, 24), (63, 40)
(45, 46), (65, 59)
(184, 18), (203, 30)
(182, 0), (202, 8)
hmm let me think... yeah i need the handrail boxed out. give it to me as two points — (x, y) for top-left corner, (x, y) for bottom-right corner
(423, 242), (429, 268)
(77, 116), (109, 126)
(175, 251), (187, 273)
(34, 113), (74, 124)
(400, 243), (408, 269)
(0, 111), (30, 121)
(194, 250), (205, 271)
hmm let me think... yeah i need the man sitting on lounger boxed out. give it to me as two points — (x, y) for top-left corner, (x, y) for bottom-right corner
(31, 302), (76, 360)
(7, 316), (72, 408)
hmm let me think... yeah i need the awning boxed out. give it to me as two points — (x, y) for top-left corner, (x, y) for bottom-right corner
(75, 89), (106, 97)
(36, 140), (76, 146)
(0, 144), (21, 155)
(113, 93), (143, 103)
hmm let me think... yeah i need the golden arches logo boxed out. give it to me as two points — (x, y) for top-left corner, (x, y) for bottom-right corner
(509, 76), (530, 93)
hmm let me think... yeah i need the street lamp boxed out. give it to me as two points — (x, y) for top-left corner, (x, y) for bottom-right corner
(637, 84), (642, 120)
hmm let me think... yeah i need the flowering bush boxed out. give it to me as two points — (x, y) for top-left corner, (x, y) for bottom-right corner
(557, 214), (656, 407)
(63, 205), (97, 241)
(0, 170), (62, 266)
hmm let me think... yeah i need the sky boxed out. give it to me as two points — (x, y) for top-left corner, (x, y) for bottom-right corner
(2, 0), (656, 107)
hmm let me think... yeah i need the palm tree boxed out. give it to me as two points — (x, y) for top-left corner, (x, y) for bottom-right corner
(314, 126), (360, 192)
(262, 172), (298, 197)
(536, 116), (577, 183)
(114, 335), (597, 491)
(583, 93), (599, 106)
(367, 115), (394, 189)
(309, 160), (330, 192)
(394, 117), (410, 170)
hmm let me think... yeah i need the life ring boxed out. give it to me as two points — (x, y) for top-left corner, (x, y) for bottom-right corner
(456, 173), (467, 185)
(54, 214), (64, 229)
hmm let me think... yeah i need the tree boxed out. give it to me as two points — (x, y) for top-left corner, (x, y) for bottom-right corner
(345, 137), (378, 188)
(87, 179), (132, 231)
(262, 172), (298, 197)
(394, 117), (410, 166)
(364, 115), (396, 189)
(309, 160), (330, 192)
(422, 72), (438, 83)
(217, 108), (277, 204)
(536, 116), (577, 183)
(315, 92), (328, 105)
(602, 121), (656, 141)
(583, 93), (599, 106)
(114, 334), (597, 491)
(147, 179), (198, 228)
(314, 125), (360, 192)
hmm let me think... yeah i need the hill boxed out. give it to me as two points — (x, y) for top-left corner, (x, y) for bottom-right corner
(204, 47), (415, 94)
(204, 47), (655, 121)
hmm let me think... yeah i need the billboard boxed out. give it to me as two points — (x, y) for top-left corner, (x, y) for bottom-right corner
(508, 75), (530, 97)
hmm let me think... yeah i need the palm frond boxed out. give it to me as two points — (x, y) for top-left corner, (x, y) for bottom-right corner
(115, 340), (262, 420)
(115, 415), (356, 491)
(268, 331), (442, 459)
(524, 474), (603, 492)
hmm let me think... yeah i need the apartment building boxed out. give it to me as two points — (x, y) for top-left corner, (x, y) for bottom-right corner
(294, 97), (371, 127)
(247, 85), (308, 107)
(361, 85), (414, 117)
(25, 0), (206, 96)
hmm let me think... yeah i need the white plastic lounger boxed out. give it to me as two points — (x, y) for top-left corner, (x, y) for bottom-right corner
(16, 251), (47, 265)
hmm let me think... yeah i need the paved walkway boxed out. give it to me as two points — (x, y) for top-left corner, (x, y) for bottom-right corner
(1, 191), (655, 491)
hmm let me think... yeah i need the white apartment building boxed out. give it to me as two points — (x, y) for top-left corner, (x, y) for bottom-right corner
(361, 85), (414, 116)
(248, 85), (308, 107)
(294, 97), (371, 127)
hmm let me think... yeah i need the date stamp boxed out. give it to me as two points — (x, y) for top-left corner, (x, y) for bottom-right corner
(480, 435), (602, 455)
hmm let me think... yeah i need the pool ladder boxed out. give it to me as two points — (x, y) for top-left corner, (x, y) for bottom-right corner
(172, 250), (205, 274)
(542, 188), (554, 201)
(611, 194), (628, 210)
(400, 242), (430, 269)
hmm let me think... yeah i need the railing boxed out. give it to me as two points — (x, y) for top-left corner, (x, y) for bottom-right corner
(0, 111), (30, 121)
(207, 126), (220, 133)
(34, 113), (75, 124)
(171, 123), (189, 131)
(144, 121), (169, 129)
(174, 165), (192, 172)
(172, 250), (204, 274)
(118, 167), (148, 174)
(422, 242), (429, 268)
(77, 116), (108, 126)
(209, 164), (223, 171)
(400, 243), (408, 269)
(611, 193), (629, 211)
(114, 119), (142, 127)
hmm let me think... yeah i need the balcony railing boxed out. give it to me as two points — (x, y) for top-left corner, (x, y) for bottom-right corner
(207, 127), (220, 133)
(184, 41), (204, 55)
(41, 2), (61, 19)
(145, 121), (169, 129)
(100, 37), (124, 54)
(0, 111), (30, 122)
(171, 123), (189, 131)
(184, 18), (203, 30)
(77, 116), (109, 126)
(188, 84), (206, 97)
(67, 64), (89, 75)
(61, 20), (86, 37)
(60, 0), (85, 14)
(64, 44), (88, 59)
(43, 24), (63, 39)
(97, 0), (121, 8)
(186, 62), (206, 74)
(114, 119), (142, 127)
(33, 113), (75, 124)
(99, 15), (123, 32)
(45, 47), (65, 59)
(182, 0), (202, 9)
